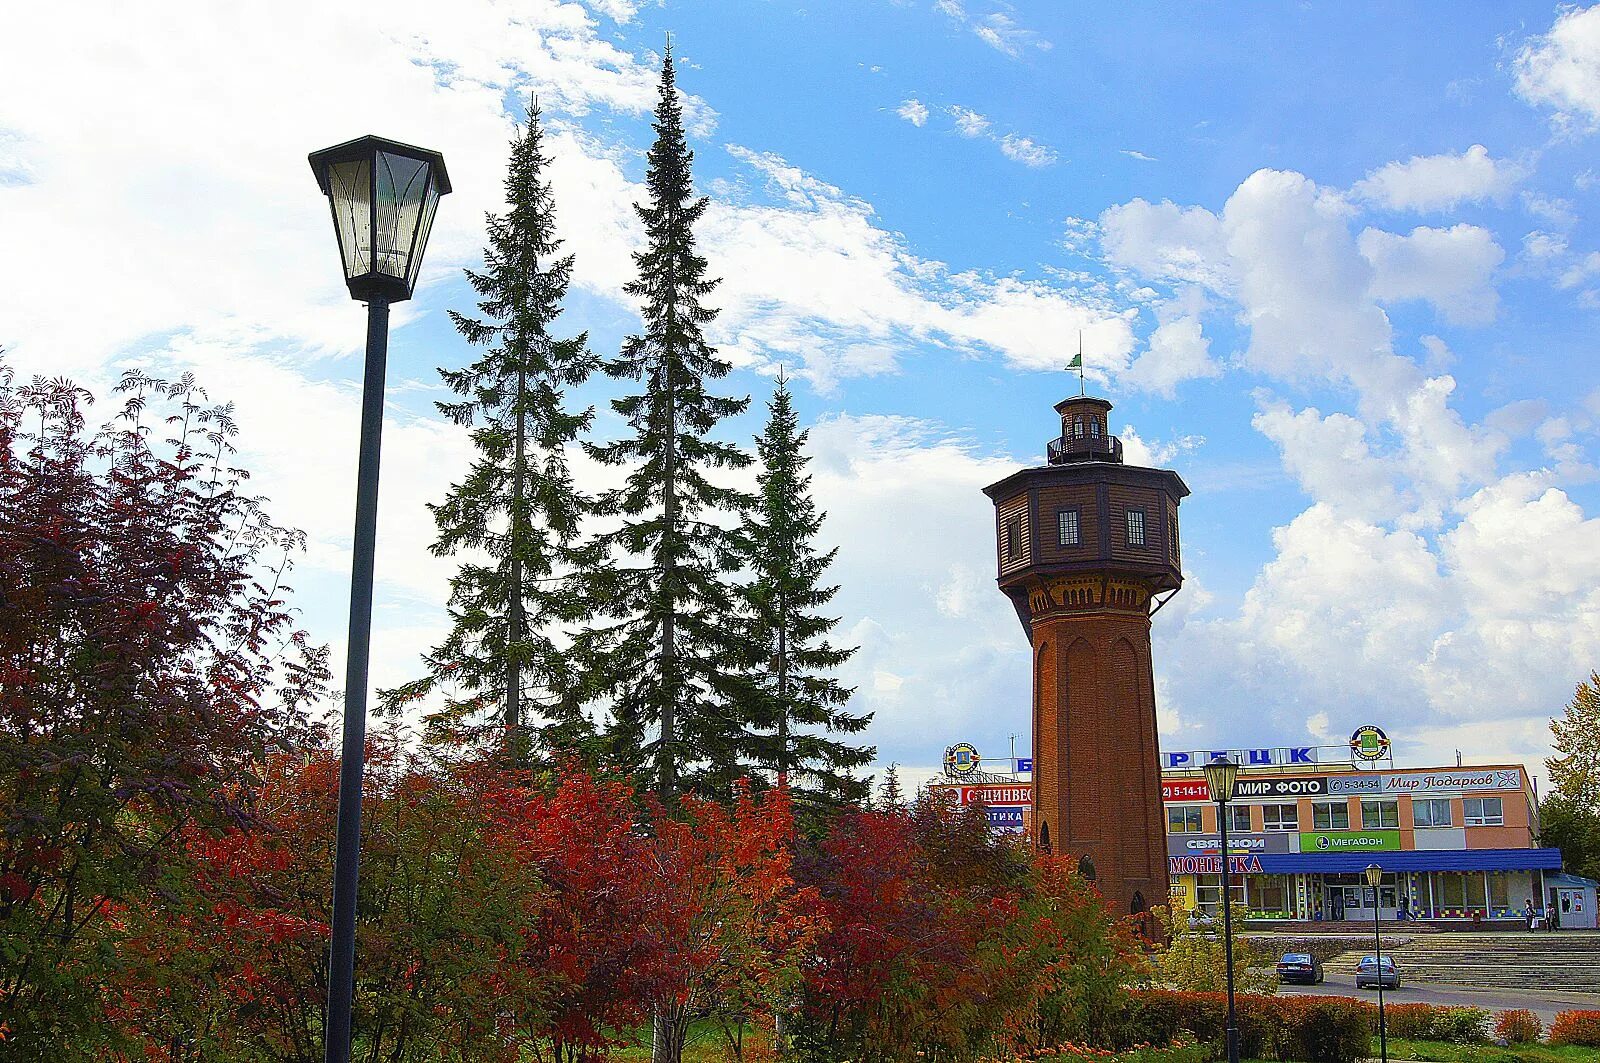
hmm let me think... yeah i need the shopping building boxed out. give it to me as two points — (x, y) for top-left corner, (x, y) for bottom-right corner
(1160, 737), (1572, 925)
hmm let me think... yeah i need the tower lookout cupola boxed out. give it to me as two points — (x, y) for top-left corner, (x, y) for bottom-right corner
(982, 389), (1189, 920)
(1048, 395), (1123, 464)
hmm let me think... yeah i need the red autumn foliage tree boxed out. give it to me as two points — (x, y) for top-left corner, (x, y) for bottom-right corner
(0, 368), (329, 1057)
(790, 793), (1145, 1063)
(109, 729), (554, 1063)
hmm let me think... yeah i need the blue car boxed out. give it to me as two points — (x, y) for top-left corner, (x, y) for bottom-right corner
(1355, 955), (1400, 990)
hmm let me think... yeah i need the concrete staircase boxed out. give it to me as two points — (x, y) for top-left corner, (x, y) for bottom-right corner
(1321, 930), (1600, 992)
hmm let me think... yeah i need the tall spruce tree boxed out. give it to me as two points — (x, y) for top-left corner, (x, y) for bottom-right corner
(383, 104), (597, 758)
(733, 374), (872, 810)
(578, 46), (752, 803)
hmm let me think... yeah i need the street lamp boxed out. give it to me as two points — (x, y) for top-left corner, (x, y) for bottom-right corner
(1203, 756), (1242, 1063)
(1365, 862), (1389, 1063)
(308, 135), (449, 1063)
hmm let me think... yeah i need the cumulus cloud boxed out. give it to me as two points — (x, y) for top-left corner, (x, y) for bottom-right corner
(998, 133), (1058, 167)
(949, 106), (991, 137)
(1358, 224), (1505, 325)
(1352, 145), (1523, 211)
(1122, 316), (1219, 397)
(1515, 3), (1600, 133)
(1099, 160), (1598, 775)
(897, 98), (930, 126)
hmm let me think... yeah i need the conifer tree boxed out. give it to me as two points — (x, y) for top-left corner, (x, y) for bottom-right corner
(732, 375), (871, 809)
(384, 104), (597, 759)
(578, 46), (752, 802)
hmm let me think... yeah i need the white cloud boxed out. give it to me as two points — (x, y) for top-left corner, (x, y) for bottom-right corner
(707, 146), (1132, 387)
(949, 106), (991, 137)
(973, 14), (1051, 58)
(1515, 4), (1600, 133)
(999, 133), (1058, 167)
(1099, 162), (1600, 772)
(1523, 230), (1569, 259)
(933, 1), (1051, 59)
(1121, 149), (1158, 162)
(1352, 144), (1522, 211)
(897, 98), (930, 126)
(1358, 223), (1505, 325)
(1123, 316), (1219, 397)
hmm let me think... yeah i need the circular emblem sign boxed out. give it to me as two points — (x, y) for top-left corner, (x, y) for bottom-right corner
(1349, 725), (1390, 762)
(944, 742), (982, 777)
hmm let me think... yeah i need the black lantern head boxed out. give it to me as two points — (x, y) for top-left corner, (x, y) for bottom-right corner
(309, 135), (451, 303)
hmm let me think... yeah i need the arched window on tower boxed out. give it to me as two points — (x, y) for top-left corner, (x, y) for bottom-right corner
(1091, 419), (1101, 440)
(1073, 418), (1084, 439)
(1038, 821), (1051, 853)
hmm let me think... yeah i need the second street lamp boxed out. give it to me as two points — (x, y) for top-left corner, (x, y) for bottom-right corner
(308, 135), (450, 1063)
(1366, 862), (1390, 1063)
(1203, 756), (1242, 1063)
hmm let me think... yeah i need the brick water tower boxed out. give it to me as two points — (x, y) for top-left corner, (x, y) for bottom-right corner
(982, 390), (1188, 915)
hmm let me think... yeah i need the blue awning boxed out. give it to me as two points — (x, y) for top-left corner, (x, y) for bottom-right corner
(1258, 848), (1563, 874)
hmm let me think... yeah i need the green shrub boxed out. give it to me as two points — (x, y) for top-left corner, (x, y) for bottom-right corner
(1274, 996), (1373, 1063)
(1127, 990), (1376, 1063)
(1549, 1009), (1600, 1046)
(1493, 1008), (1542, 1045)
(1377, 1002), (1488, 1044)
(1429, 1006), (1490, 1044)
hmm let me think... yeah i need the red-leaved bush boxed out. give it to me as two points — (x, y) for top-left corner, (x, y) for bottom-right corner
(1549, 1009), (1600, 1046)
(1493, 1008), (1542, 1045)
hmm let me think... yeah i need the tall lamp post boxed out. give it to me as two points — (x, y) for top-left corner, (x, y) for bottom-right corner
(1204, 757), (1242, 1063)
(1366, 862), (1389, 1063)
(308, 136), (449, 1063)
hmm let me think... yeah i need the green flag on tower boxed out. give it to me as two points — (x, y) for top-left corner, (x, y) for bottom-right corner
(1066, 352), (1082, 369)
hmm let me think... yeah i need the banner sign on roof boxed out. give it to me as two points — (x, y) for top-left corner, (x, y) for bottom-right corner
(1016, 757), (1033, 773)
(1163, 747), (1316, 769)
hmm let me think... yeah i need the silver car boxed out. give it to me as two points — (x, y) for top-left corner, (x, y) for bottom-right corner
(1354, 954), (1400, 990)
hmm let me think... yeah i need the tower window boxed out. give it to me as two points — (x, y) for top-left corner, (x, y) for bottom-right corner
(1057, 509), (1080, 546)
(1091, 419), (1101, 439)
(1073, 418), (1084, 438)
(1004, 516), (1022, 561)
(1125, 509), (1146, 546)
(1170, 515), (1180, 560)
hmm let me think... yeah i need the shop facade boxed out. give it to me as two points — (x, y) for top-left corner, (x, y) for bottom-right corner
(1162, 757), (1563, 924)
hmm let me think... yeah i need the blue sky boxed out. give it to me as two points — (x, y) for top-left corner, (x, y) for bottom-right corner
(4, 1), (1599, 789)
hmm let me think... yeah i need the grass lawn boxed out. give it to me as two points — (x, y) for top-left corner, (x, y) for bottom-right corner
(1381, 1039), (1599, 1062)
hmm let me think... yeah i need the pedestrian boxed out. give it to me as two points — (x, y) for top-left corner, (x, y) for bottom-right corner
(1396, 895), (1411, 922)
(1524, 896), (1535, 931)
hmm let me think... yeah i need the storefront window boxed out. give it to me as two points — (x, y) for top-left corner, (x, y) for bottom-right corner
(1194, 873), (1245, 912)
(1168, 807), (1203, 833)
(1438, 872), (1469, 908)
(1464, 797), (1504, 826)
(1487, 872), (1510, 909)
(1413, 798), (1451, 828)
(1312, 801), (1349, 830)
(1248, 874), (1290, 913)
(1361, 800), (1399, 829)
(1262, 803), (1298, 831)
